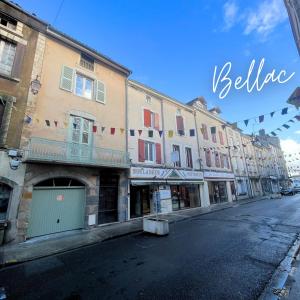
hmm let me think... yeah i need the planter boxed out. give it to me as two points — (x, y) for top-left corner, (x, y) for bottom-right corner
(143, 217), (169, 236)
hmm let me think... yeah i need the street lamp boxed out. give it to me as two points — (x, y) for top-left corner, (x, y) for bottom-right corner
(30, 75), (42, 95)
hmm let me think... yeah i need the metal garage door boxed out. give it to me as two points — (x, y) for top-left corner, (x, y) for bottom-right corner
(27, 187), (85, 238)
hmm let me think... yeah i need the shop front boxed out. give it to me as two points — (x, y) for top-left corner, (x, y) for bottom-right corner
(129, 167), (204, 218)
(203, 171), (235, 205)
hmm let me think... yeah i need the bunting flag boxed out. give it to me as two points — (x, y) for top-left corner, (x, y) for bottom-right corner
(120, 128), (125, 134)
(159, 130), (163, 137)
(295, 115), (300, 121)
(221, 124), (226, 130)
(45, 120), (50, 127)
(281, 107), (288, 115)
(54, 121), (58, 127)
(244, 119), (249, 126)
(270, 131), (277, 136)
(190, 129), (195, 137)
(287, 87), (300, 109)
(148, 130), (153, 138)
(283, 124), (290, 129)
(289, 119), (295, 123)
(270, 111), (275, 118)
(101, 126), (106, 133)
(138, 130), (142, 136)
(259, 115), (264, 123)
(93, 125), (97, 133)
(210, 126), (216, 134)
(130, 129), (135, 136)
(168, 130), (174, 138)
(277, 128), (282, 131)
(24, 115), (32, 124)
(178, 130), (185, 136)
(110, 128), (115, 135)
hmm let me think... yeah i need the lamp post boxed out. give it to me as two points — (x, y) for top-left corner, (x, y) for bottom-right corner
(30, 75), (42, 95)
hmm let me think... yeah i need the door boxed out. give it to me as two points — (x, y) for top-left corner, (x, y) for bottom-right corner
(28, 187), (85, 238)
(69, 116), (93, 160)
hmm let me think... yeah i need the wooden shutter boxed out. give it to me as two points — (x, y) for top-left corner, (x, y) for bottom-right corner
(176, 116), (184, 132)
(202, 124), (208, 140)
(221, 154), (224, 168)
(60, 66), (74, 92)
(205, 150), (211, 167)
(95, 80), (105, 103)
(156, 143), (162, 164)
(215, 152), (220, 168)
(11, 43), (25, 78)
(219, 131), (224, 145)
(154, 113), (160, 130)
(144, 109), (151, 127)
(138, 139), (145, 162)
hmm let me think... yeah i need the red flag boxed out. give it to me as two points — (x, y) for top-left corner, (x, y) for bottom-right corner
(110, 128), (115, 135)
(93, 125), (97, 133)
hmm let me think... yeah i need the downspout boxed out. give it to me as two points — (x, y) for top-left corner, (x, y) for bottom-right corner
(193, 109), (202, 170)
(241, 137), (253, 198)
(160, 98), (167, 165)
(125, 78), (130, 221)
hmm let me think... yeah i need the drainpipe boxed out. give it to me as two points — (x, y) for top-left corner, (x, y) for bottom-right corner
(160, 99), (167, 165)
(125, 79), (130, 221)
(241, 137), (253, 198)
(193, 109), (202, 170)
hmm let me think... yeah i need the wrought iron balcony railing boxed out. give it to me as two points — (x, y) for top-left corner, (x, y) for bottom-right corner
(24, 137), (130, 168)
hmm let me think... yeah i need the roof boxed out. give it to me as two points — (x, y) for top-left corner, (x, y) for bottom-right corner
(2, 0), (131, 76)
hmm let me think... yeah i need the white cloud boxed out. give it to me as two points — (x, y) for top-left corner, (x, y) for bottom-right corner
(280, 139), (300, 154)
(244, 0), (287, 38)
(223, 1), (239, 31)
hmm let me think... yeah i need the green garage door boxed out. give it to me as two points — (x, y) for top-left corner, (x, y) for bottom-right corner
(28, 187), (85, 238)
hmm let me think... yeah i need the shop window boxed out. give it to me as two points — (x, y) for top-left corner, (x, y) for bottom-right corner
(205, 149), (211, 167)
(185, 147), (193, 168)
(172, 145), (181, 167)
(201, 124), (208, 140)
(0, 39), (16, 76)
(0, 183), (11, 220)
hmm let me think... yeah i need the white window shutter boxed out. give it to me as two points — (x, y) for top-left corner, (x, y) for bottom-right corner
(95, 80), (105, 103)
(60, 66), (74, 92)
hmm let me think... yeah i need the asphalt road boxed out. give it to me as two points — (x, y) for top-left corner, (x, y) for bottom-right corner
(2, 196), (300, 300)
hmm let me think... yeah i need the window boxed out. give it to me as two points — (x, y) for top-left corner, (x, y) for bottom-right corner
(145, 141), (155, 162)
(0, 183), (11, 220)
(219, 131), (224, 145)
(0, 99), (5, 129)
(176, 115), (185, 136)
(205, 149), (211, 167)
(138, 139), (161, 164)
(75, 73), (93, 99)
(80, 53), (94, 71)
(0, 39), (16, 76)
(211, 127), (217, 143)
(0, 13), (17, 30)
(146, 95), (151, 103)
(220, 153), (225, 168)
(173, 144), (181, 167)
(144, 109), (159, 130)
(185, 147), (193, 168)
(201, 124), (208, 140)
(215, 152), (220, 168)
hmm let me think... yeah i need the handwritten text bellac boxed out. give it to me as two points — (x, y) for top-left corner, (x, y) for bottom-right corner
(212, 58), (295, 99)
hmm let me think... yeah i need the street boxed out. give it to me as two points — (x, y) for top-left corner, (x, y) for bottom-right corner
(1, 196), (300, 300)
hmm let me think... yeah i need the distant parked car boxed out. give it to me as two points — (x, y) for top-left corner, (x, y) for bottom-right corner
(280, 187), (296, 196)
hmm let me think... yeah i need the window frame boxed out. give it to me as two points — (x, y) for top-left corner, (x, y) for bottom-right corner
(172, 144), (181, 167)
(0, 38), (16, 77)
(75, 72), (94, 100)
(185, 147), (193, 169)
(144, 140), (156, 163)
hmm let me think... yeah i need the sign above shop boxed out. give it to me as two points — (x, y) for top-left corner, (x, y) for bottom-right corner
(130, 167), (204, 181)
(204, 171), (235, 179)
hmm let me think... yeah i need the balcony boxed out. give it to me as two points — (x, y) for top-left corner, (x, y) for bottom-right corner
(24, 137), (130, 168)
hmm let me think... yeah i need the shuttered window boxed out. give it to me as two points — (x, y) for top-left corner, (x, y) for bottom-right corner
(60, 66), (74, 92)
(219, 131), (224, 145)
(185, 147), (193, 168)
(215, 152), (220, 168)
(0, 39), (16, 76)
(205, 149), (211, 167)
(202, 124), (208, 140)
(156, 143), (162, 164)
(173, 145), (181, 167)
(95, 80), (105, 103)
(176, 115), (184, 136)
(138, 139), (145, 162)
(144, 109), (151, 127)
(220, 153), (225, 168)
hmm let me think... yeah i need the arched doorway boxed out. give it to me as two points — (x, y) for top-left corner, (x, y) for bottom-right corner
(27, 177), (85, 238)
(0, 183), (12, 221)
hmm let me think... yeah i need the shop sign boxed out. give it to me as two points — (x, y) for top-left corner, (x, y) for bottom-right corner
(204, 171), (235, 179)
(130, 167), (204, 181)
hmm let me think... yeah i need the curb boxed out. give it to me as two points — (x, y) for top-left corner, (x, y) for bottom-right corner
(0, 196), (270, 269)
(259, 234), (300, 300)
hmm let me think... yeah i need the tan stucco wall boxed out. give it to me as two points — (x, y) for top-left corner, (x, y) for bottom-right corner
(27, 37), (127, 151)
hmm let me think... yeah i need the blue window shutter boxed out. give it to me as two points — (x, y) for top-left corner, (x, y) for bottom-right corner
(60, 66), (74, 92)
(95, 80), (105, 103)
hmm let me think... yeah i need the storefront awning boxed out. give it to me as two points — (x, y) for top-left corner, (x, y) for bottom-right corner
(130, 180), (167, 186)
(130, 179), (204, 186)
(166, 180), (204, 185)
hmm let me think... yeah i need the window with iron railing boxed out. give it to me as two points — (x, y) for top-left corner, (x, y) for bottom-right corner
(80, 53), (94, 71)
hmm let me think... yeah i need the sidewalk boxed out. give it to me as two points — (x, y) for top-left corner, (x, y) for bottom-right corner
(0, 196), (270, 268)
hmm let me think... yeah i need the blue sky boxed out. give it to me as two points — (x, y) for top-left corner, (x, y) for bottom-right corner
(15, 0), (300, 152)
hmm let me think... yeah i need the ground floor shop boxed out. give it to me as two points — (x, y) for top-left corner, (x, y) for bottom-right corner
(129, 167), (204, 218)
(235, 177), (250, 200)
(250, 177), (262, 197)
(261, 176), (279, 195)
(203, 171), (235, 205)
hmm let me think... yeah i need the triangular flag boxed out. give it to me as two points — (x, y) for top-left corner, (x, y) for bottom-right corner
(101, 126), (106, 133)
(210, 127), (216, 134)
(45, 120), (50, 127)
(270, 131), (277, 136)
(93, 125), (97, 133)
(283, 124), (290, 129)
(63, 121), (68, 128)
(110, 128), (115, 135)
(120, 128), (125, 134)
(259, 115), (264, 123)
(138, 130), (142, 136)
(168, 130), (174, 138)
(281, 107), (288, 115)
(159, 130), (163, 137)
(221, 124), (226, 130)
(270, 111), (275, 117)
(73, 123), (77, 129)
(130, 129), (135, 136)
(295, 115), (300, 121)
(289, 119), (295, 123)
(24, 115), (32, 124)
(277, 128), (282, 131)
(244, 119), (249, 126)
(190, 129), (195, 137)
(54, 121), (58, 127)
(148, 130), (153, 138)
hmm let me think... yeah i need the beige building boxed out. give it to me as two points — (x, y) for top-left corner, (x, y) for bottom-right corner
(128, 80), (204, 218)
